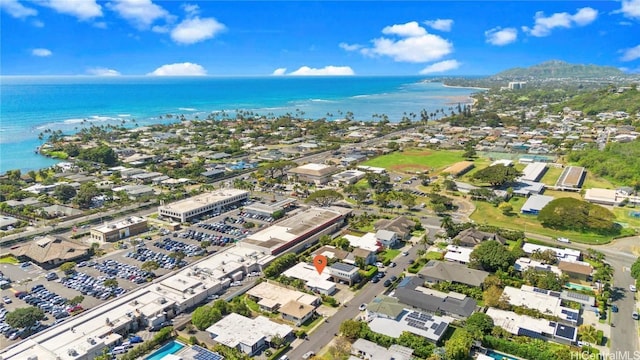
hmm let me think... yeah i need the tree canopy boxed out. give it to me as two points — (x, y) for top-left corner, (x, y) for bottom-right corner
(472, 164), (521, 187)
(470, 240), (517, 272)
(568, 141), (640, 188)
(305, 189), (344, 207)
(77, 145), (118, 166)
(5, 307), (45, 329)
(537, 198), (620, 235)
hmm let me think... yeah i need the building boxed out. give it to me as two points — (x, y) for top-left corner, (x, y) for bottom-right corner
(158, 189), (249, 223)
(522, 243), (581, 263)
(246, 282), (320, 312)
(366, 296), (449, 343)
(558, 260), (593, 281)
(282, 262), (336, 295)
(357, 165), (387, 174)
(350, 339), (413, 360)
(520, 194), (554, 214)
(374, 216), (415, 241)
(442, 161), (475, 177)
(90, 216), (148, 243)
(329, 262), (360, 285)
(418, 260), (489, 287)
(486, 308), (577, 345)
(242, 199), (295, 218)
(9, 235), (89, 267)
(313, 245), (376, 266)
(520, 162), (548, 182)
(453, 228), (506, 248)
(332, 169), (366, 185)
(375, 229), (399, 248)
(444, 245), (473, 264)
(508, 81), (527, 90)
(514, 257), (561, 276)
(501, 285), (579, 324)
(206, 314), (293, 356)
(240, 206), (351, 255)
(288, 163), (338, 185)
(278, 301), (316, 326)
(343, 232), (383, 253)
(511, 180), (546, 197)
(0, 215), (19, 230)
(112, 184), (155, 199)
(394, 276), (477, 319)
(583, 188), (640, 206)
(555, 166), (586, 189)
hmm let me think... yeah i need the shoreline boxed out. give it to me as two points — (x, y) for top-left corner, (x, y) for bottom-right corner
(441, 84), (491, 91)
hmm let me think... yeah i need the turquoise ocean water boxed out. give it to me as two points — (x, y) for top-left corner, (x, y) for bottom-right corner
(0, 76), (478, 173)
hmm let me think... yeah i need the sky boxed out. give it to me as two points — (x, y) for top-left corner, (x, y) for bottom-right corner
(1, 0), (640, 76)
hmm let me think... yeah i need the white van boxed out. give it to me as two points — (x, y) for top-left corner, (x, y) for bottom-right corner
(112, 346), (127, 355)
(278, 356), (289, 360)
(557, 237), (571, 243)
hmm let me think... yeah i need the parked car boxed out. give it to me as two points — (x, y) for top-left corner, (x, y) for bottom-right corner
(383, 279), (392, 287)
(611, 305), (618, 313)
(630, 284), (637, 292)
(358, 304), (367, 311)
(302, 351), (315, 359)
(633, 312), (639, 320)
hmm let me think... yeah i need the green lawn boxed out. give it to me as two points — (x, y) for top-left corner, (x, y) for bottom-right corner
(299, 315), (324, 331)
(470, 200), (634, 244)
(540, 166), (563, 186)
(362, 149), (464, 173)
(0, 255), (19, 265)
(582, 173), (617, 189)
(612, 207), (640, 229)
(380, 249), (401, 262)
(426, 251), (444, 260)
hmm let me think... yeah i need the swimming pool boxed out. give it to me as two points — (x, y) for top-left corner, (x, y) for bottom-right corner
(485, 350), (518, 360)
(145, 340), (185, 360)
(565, 282), (593, 292)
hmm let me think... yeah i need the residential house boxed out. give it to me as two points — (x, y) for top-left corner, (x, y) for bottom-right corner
(418, 260), (489, 287)
(395, 276), (477, 319)
(558, 261), (593, 281)
(453, 228), (506, 248)
(375, 229), (399, 248)
(374, 216), (415, 241)
(350, 339), (413, 360)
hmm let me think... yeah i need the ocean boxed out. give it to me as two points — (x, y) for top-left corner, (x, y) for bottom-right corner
(0, 76), (479, 173)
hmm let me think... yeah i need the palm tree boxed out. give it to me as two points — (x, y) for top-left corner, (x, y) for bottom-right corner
(440, 215), (455, 237)
(578, 325), (598, 345)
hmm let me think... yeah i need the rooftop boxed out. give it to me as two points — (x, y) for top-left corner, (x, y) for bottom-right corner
(419, 260), (489, 287)
(9, 235), (89, 264)
(206, 314), (292, 348)
(247, 282), (319, 310)
(158, 189), (248, 213)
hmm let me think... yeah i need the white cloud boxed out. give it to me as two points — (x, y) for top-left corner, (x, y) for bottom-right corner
(359, 21), (452, 63)
(171, 16), (225, 45)
(418, 60), (461, 74)
(87, 67), (121, 76)
(147, 62), (207, 76)
(107, 0), (170, 29)
(485, 27), (518, 46)
(339, 42), (362, 51)
(272, 68), (287, 76)
(32, 48), (52, 57)
(0, 0), (37, 18)
(182, 3), (199, 16)
(40, 0), (102, 20)
(423, 19), (453, 32)
(523, 7), (598, 37)
(32, 19), (44, 27)
(621, 45), (640, 62)
(382, 21), (426, 37)
(619, 0), (640, 20)
(288, 66), (355, 76)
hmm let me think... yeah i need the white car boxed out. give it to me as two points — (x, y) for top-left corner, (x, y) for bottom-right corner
(359, 304), (367, 311)
(302, 351), (315, 359)
(630, 284), (637, 292)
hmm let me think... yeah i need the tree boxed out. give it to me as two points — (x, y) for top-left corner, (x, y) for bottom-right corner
(103, 279), (118, 288)
(444, 328), (473, 360)
(469, 240), (516, 272)
(472, 164), (521, 187)
(270, 334), (285, 348)
(60, 261), (77, 274)
(440, 215), (456, 238)
(168, 250), (186, 263)
(538, 198), (620, 235)
(5, 307), (45, 329)
(54, 184), (77, 202)
(340, 319), (362, 339)
(631, 257), (640, 280)
(305, 189), (344, 207)
(67, 295), (85, 306)
(191, 305), (222, 330)
(465, 313), (494, 340)
(483, 285), (508, 309)
(74, 182), (100, 209)
(141, 261), (160, 271)
(77, 145), (118, 165)
(530, 249), (557, 265)
(579, 325), (599, 345)
(498, 202), (513, 216)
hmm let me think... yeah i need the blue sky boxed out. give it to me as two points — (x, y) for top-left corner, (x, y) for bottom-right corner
(1, 0), (639, 76)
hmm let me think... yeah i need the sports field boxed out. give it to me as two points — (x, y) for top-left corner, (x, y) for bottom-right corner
(362, 149), (464, 174)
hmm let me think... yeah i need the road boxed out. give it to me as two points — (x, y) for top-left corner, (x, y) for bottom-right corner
(286, 244), (420, 359)
(526, 232), (639, 354)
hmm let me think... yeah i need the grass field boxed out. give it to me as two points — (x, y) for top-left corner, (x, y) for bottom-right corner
(582, 173), (616, 189)
(612, 207), (640, 228)
(540, 166), (563, 186)
(362, 149), (464, 174)
(470, 199), (635, 244)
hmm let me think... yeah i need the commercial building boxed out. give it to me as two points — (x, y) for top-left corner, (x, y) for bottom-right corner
(89, 216), (148, 243)
(158, 189), (249, 223)
(206, 314), (293, 356)
(584, 188), (640, 206)
(501, 285), (579, 324)
(288, 163), (338, 185)
(486, 308), (577, 345)
(418, 260), (489, 287)
(520, 162), (548, 182)
(9, 235), (89, 267)
(242, 199), (296, 218)
(395, 276), (477, 319)
(520, 194), (554, 214)
(331, 169), (366, 185)
(555, 166), (586, 189)
(241, 206), (351, 255)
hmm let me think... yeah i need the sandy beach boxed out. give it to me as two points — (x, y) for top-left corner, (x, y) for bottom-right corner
(442, 84), (491, 91)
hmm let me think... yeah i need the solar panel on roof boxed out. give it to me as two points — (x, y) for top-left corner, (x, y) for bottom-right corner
(431, 323), (438, 330)
(518, 328), (544, 339)
(434, 322), (447, 336)
(549, 291), (561, 297)
(192, 345), (224, 360)
(533, 287), (547, 294)
(566, 292), (589, 301)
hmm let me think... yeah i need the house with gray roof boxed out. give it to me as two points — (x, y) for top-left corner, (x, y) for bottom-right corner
(453, 228), (506, 248)
(375, 229), (398, 248)
(394, 276), (477, 319)
(418, 260), (490, 287)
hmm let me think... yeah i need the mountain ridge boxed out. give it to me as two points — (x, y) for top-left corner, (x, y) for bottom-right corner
(492, 60), (624, 79)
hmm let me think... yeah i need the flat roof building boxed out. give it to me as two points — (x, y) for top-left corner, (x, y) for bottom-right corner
(288, 163), (338, 185)
(206, 314), (293, 356)
(90, 216), (148, 243)
(487, 308), (577, 345)
(555, 166), (586, 189)
(241, 206), (351, 255)
(332, 169), (366, 185)
(158, 189), (249, 223)
(522, 243), (581, 263)
(502, 285), (579, 324)
(514, 257), (561, 276)
(247, 282), (320, 312)
(520, 194), (554, 215)
(282, 262), (336, 295)
(444, 245), (472, 264)
(395, 276), (477, 319)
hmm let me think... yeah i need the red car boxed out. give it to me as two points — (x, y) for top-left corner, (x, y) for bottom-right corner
(68, 305), (83, 313)
(14, 291), (27, 298)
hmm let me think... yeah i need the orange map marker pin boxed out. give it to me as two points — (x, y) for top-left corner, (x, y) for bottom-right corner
(314, 255), (327, 275)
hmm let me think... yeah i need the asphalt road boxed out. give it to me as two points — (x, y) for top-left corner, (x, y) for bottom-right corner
(285, 244), (420, 359)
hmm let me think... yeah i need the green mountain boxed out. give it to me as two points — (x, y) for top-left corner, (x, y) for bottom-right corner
(493, 60), (624, 79)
